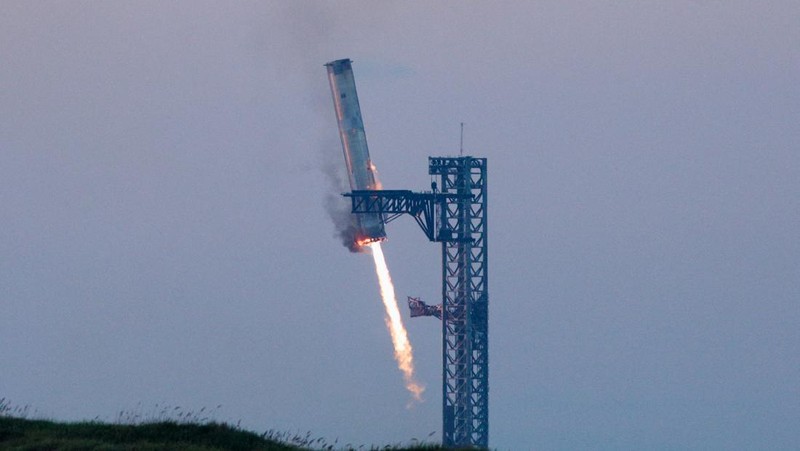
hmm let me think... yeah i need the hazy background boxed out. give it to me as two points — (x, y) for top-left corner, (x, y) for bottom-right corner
(2, 2), (798, 449)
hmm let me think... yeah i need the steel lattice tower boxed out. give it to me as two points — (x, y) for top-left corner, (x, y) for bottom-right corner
(346, 156), (488, 448)
(431, 157), (488, 447)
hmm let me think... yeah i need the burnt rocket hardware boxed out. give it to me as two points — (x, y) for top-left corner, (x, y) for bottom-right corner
(408, 296), (442, 320)
(325, 58), (386, 246)
(326, 58), (424, 402)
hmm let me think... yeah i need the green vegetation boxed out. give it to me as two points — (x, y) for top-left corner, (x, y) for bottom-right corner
(0, 416), (291, 450)
(0, 399), (458, 451)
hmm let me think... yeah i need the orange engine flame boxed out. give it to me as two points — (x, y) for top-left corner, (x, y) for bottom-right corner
(368, 242), (425, 403)
(356, 236), (385, 247)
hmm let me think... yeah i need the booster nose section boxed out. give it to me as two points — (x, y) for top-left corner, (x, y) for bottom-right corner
(326, 59), (386, 244)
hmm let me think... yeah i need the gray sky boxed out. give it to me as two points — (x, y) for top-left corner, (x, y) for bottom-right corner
(2, 2), (798, 449)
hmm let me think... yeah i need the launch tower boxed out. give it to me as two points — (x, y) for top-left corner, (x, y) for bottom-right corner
(347, 157), (488, 448)
(327, 58), (488, 448)
(433, 157), (488, 447)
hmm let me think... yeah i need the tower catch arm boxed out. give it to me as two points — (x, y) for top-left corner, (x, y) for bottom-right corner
(344, 189), (470, 242)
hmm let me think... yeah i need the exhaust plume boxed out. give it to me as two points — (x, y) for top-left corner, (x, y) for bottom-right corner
(369, 242), (425, 403)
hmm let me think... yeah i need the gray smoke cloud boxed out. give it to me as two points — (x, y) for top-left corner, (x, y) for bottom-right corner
(274, 4), (363, 254)
(321, 142), (364, 253)
(266, 5), (369, 253)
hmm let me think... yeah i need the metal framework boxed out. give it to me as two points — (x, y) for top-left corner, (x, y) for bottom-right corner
(346, 156), (488, 448)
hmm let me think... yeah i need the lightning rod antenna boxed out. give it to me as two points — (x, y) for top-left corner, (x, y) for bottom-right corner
(460, 122), (464, 156)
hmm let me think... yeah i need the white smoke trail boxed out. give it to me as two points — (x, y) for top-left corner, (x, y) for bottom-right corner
(368, 242), (425, 403)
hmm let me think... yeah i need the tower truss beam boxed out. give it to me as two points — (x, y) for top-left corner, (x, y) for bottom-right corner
(345, 189), (470, 243)
(431, 157), (488, 448)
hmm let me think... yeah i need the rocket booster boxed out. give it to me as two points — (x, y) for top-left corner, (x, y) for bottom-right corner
(326, 58), (386, 244)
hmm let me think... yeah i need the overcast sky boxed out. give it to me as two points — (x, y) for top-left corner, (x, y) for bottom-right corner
(1, 2), (798, 450)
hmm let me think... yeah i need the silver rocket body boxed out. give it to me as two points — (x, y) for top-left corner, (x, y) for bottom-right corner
(326, 58), (386, 244)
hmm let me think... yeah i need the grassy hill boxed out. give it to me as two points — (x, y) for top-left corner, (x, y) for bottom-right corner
(0, 416), (456, 451)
